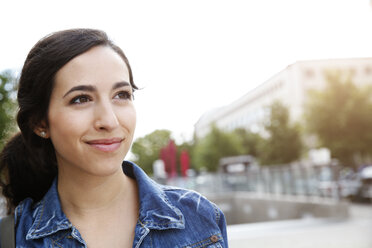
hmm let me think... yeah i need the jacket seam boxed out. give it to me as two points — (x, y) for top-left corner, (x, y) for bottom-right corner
(31, 199), (46, 236)
(52, 239), (64, 248)
(183, 232), (222, 248)
(135, 220), (148, 248)
(52, 232), (70, 248)
(213, 204), (221, 224)
(138, 218), (145, 227)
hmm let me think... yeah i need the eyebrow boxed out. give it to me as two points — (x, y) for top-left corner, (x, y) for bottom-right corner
(113, 81), (130, 90)
(63, 81), (131, 98)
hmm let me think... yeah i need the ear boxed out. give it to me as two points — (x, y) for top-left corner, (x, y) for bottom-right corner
(33, 120), (50, 139)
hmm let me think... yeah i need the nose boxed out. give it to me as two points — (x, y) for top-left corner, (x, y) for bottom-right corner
(94, 101), (119, 131)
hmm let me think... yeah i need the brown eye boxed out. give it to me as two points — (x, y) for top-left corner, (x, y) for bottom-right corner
(114, 91), (132, 100)
(70, 95), (92, 104)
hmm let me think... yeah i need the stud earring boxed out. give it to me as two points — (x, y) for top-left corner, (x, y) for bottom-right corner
(40, 131), (46, 138)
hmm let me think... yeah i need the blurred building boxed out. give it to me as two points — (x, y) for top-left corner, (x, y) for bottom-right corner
(194, 58), (372, 138)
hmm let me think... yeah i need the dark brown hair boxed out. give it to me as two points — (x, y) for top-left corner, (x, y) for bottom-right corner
(0, 29), (137, 213)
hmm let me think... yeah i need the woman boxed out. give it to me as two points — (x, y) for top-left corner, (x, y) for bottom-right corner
(0, 29), (228, 247)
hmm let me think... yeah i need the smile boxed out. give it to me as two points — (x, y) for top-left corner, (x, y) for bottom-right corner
(86, 138), (123, 152)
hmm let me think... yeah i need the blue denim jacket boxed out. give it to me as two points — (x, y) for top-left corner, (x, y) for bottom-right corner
(4, 161), (228, 247)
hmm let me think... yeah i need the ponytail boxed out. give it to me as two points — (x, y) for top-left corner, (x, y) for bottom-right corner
(0, 133), (57, 213)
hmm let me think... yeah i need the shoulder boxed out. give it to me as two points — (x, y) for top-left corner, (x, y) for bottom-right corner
(14, 197), (37, 224)
(157, 185), (229, 247)
(10, 197), (39, 245)
(14, 197), (39, 233)
(161, 185), (224, 224)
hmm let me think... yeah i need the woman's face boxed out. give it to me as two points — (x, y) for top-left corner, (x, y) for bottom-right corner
(46, 46), (136, 177)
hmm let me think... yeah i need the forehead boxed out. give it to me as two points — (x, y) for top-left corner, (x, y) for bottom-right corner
(54, 46), (130, 91)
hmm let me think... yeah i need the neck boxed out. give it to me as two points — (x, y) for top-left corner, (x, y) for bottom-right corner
(57, 168), (137, 217)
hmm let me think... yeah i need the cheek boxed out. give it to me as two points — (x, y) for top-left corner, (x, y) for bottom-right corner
(119, 106), (137, 133)
(128, 108), (137, 131)
(48, 110), (87, 139)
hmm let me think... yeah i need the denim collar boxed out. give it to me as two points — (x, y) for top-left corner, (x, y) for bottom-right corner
(26, 161), (185, 240)
(25, 179), (72, 240)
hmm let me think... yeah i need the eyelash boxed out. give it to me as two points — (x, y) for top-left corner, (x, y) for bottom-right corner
(69, 91), (133, 105)
(70, 94), (92, 105)
(114, 90), (133, 100)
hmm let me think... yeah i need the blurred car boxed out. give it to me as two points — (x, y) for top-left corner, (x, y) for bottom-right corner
(317, 166), (361, 199)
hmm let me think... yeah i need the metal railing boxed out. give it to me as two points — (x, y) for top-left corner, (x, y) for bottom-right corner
(163, 163), (357, 201)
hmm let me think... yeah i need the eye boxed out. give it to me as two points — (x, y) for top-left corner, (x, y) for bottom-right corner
(70, 94), (92, 105)
(114, 91), (133, 100)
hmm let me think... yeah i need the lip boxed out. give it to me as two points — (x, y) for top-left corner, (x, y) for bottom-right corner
(86, 138), (123, 152)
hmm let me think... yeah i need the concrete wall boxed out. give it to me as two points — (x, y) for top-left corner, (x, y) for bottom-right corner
(206, 192), (349, 225)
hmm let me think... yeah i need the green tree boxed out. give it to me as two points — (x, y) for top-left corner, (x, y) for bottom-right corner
(305, 71), (372, 168)
(193, 125), (243, 172)
(259, 100), (302, 165)
(233, 128), (262, 157)
(131, 129), (172, 174)
(0, 70), (17, 149)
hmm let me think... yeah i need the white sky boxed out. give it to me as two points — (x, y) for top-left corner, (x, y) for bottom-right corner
(1, 0), (371, 143)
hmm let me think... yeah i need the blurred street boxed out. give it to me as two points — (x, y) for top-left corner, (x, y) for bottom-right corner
(227, 203), (372, 248)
